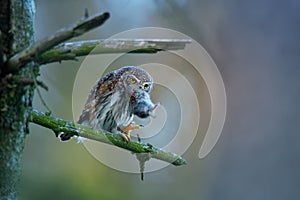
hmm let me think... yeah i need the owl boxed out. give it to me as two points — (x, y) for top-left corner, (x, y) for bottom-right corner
(60, 66), (157, 142)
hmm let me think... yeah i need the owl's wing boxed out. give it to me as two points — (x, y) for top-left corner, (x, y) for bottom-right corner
(77, 71), (119, 125)
(77, 99), (96, 124)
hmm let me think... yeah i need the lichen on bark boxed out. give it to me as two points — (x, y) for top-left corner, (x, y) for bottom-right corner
(0, 0), (36, 199)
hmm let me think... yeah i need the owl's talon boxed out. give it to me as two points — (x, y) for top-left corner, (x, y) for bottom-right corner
(125, 135), (130, 143)
(118, 123), (144, 142)
(118, 132), (130, 142)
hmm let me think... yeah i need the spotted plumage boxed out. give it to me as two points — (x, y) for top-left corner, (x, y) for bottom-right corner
(60, 66), (156, 141)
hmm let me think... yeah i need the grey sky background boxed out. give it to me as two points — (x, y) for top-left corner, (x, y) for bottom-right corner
(21, 1), (300, 199)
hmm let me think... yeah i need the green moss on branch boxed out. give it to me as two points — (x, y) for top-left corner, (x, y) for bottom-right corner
(37, 39), (192, 65)
(6, 12), (110, 73)
(29, 109), (187, 166)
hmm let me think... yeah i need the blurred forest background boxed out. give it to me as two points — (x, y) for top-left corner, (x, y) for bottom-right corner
(21, 0), (300, 200)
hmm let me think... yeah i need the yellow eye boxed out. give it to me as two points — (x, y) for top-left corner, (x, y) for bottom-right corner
(143, 83), (150, 89)
(130, 78), (136, 84)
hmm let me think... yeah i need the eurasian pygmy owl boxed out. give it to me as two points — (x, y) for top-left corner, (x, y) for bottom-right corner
(60, 66), (156, 141)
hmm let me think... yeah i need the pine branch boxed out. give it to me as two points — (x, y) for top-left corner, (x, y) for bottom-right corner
(37, 39), (192, 65)
(29, 109), (187, 166)
(6, 12), (110, 73)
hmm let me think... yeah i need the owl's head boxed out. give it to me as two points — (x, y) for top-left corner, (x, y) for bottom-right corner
(116, 66), (157, 118)
(118, 66), (153, 93)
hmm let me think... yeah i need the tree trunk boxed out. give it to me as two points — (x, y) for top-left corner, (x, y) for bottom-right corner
(0, 0), (35, 199)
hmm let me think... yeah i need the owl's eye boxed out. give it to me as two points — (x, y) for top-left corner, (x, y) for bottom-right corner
(130, 78), (136, 84)
(143, 83), (149, 89)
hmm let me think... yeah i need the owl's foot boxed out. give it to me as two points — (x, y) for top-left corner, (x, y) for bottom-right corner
(122, 123), (142, 134)
(119, 123), (142, 142)
(118, 132), (131, 142)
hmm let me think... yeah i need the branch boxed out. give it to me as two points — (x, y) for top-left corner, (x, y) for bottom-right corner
(37, 39), (192, 65)
(6, 12), (110, 73)
(29, 109), (187, 166)
(17, 78), (48, 91)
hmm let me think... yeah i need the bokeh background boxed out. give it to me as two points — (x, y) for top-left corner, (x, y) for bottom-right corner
(21, 0), (300, 200)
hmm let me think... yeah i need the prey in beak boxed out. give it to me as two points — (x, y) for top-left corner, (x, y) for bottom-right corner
(131, 90), (159, 119)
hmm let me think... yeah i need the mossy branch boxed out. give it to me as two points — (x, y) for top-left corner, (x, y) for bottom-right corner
(6, 12), (110, 73)
(29, 109), (187, 166)
(37, 39), (192, 65)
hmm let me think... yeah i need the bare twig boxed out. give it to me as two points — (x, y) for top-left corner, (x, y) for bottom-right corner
(29, 109), (187, 166)
(84, 8), (89, 18)
(36, 39), (192, 65)
(0, 73), (48, 91)
(18, 78), (48, 91)
(30, 68), (51, 114)
(6, 12), (110, 73)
